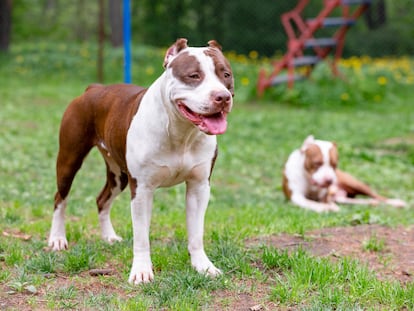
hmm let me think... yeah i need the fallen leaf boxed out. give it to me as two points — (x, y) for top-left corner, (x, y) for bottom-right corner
(89, 268), (115, 276)
(2, 231), (32, 241)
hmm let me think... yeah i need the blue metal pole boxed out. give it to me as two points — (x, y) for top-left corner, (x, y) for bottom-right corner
(123, 0), (131, 83)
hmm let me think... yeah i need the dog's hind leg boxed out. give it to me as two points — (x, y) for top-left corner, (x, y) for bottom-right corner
(49, 99), (95, 251)
(49, 139), (94, 251)
(97, 156), (129, 243)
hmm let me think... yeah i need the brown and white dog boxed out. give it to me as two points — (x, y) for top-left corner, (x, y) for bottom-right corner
(48, 39), (234, 284)
(282, 135), (406, 212)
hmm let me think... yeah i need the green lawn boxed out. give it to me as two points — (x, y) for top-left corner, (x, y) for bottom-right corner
(0, 42), (413, 310)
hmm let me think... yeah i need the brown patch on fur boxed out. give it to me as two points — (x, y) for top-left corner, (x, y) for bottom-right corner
(170, 52), (205, 87)
(208, 40), (222, 50)
(163, 38), (188, 68)
(303, 144), (323, 174)
(209, 146), (218, 183)
(129, 175), (138, 200)
(54, 84), (146, 209)
(204, 47), (234, 96)
(282, 171), (292, 199)
(329, 143), (338, 168)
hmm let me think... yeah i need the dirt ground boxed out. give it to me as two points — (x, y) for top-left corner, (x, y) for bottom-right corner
(216, 224), (414, 310)
(2, 225), (414, 311)
(252, 224), (414, 283)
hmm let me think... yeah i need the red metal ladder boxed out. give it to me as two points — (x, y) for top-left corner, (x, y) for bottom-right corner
(257, 0), (371, 96)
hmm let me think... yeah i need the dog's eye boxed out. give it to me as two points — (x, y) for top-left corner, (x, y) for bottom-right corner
(313, 161), (323, 169)
(189, 73), (201, 80)
(224, 72), (231, 79)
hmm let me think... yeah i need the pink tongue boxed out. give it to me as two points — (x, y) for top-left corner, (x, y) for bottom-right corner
(201, 114), (227, 135)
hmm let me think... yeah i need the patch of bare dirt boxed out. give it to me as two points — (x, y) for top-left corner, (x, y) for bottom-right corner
(210, 225), (414, 311)
(249, 224), (414, 283)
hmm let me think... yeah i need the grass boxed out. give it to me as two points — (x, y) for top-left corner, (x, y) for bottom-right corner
(362, 234), (386, 252)
(0, 41), (414, 310)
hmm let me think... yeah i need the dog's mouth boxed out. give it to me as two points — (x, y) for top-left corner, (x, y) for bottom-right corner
(311, 178), (334, 188)
(177, 103), (228, 135)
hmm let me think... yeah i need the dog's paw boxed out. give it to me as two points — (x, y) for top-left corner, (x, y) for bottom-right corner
(48, 236), (68, 251)
(128, 258), (154, 284)
(128, 266), (154, 285)
(102, 234), (123, 244)
(311, 203), (339, 213)
(191, 251), (222, 277)
(386, 198), (407, 208)
(201, 265), (222, 277)
(326, 203), (340, 212)
(101, 223), (123, 244)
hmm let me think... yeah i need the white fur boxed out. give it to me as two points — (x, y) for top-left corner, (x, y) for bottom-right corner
(125, 47), (231, 284)
(48, 200), (69, 250)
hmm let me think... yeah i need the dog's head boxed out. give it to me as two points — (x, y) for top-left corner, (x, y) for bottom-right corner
(163, 38), (234, 135)
(300, 135), (338, 188)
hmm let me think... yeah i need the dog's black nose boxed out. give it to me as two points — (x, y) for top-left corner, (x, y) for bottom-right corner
(213, 91), (231, 106)
(323, 177), (334, 187)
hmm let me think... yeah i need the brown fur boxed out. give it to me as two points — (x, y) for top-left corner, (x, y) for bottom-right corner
(54, 84), (146, 210)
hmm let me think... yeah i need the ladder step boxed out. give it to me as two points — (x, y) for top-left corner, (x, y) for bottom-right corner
(308, 17), (356, 27)
(304, 38), (337, 48)
(293, 56), (321, 67)
(341, 0), (371, 5)
(271, 74), (306, 86)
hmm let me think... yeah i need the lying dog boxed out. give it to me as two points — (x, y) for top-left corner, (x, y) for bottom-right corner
(48, 38), (234, 284)
(283, 135), (406, 212)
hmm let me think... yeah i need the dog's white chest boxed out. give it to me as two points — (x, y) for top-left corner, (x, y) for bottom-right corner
(126, 107), (216, 189)
(155, 150), (209, 187)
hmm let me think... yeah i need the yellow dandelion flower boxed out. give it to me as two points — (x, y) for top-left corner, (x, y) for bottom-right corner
(237, 54), (248, 64)
(406, 76), (414, 84)
(225, 51), (238, 62)
(340, 93), (349, 101)
(377, 76), (388, 86)
(241, 77), (250, 86)
(248, 50), (258, 60)
(80, 48), (90, 58)
(145, 66), (154, 75)
(15, 55), (24, 63)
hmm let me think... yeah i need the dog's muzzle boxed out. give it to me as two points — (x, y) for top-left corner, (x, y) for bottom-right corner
(177, 91), (232, 135)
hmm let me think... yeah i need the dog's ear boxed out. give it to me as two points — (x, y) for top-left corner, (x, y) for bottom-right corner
(330, 141), (339, 168)
(163, 38), (188, 68)
(300, 135), (315, 153)
(208, 40), (222, 51)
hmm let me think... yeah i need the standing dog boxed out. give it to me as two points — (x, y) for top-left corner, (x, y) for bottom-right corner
(283, 135), (406, 212)
(48, 39), (234, 284)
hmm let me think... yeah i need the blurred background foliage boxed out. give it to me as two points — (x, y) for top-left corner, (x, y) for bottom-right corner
(2, 0), (414, 57)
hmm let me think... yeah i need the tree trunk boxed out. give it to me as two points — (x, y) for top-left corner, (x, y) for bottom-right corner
(0, 0), (12, 52)
(108, 0), (123, 47)
(364, 0), (387, 29)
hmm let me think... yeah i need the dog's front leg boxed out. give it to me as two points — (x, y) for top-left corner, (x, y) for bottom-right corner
(186, 180), (222, 277)
(291, 193), (340, 212)
(128, 186), (154, 284)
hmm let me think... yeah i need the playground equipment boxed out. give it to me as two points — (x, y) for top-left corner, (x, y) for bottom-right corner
(257, 0), (371, 96)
